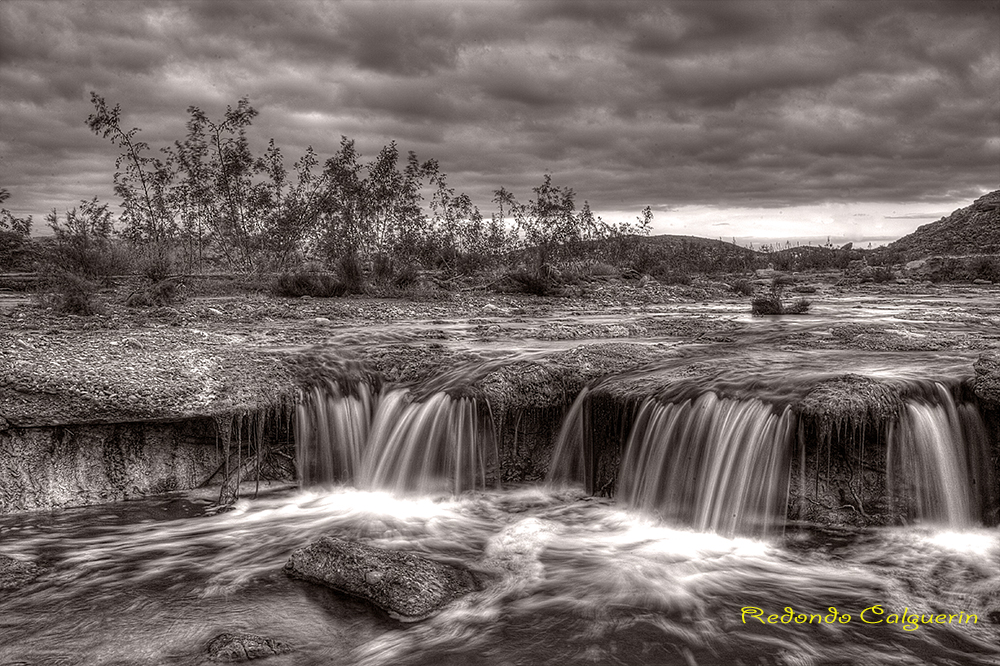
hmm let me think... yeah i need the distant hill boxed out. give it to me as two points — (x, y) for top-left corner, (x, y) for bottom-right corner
(636, 233), (756, 272)
(883, 190), (1000, 259)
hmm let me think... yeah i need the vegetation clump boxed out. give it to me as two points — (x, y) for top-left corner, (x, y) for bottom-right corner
(4, 95), (997, 305)
(271, 270), (347, 298)
(751, 275), (811, 315)
(730, 278), (754, 296)
(39, 198), (128, 314)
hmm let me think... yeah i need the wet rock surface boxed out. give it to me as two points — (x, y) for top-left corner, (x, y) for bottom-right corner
(284, 536), (478, 622)
(798, 374), (903, 424)
(206, 632), (293, 662)
(0, 553), (40, 591)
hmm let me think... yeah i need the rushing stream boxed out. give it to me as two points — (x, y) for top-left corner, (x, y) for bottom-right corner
(1, 485), (998, 665)
(3, 313), (1000, 664)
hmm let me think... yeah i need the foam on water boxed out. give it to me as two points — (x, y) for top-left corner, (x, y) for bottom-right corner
(2, 486), (999, 665)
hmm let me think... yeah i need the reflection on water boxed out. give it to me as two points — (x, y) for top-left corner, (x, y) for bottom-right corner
(2, 486), (998, 665)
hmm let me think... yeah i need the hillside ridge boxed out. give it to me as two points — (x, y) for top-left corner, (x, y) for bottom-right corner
(885, 190), (1000, 259)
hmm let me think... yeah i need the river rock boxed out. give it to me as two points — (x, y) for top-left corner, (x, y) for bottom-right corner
(974, 350), (1000, 406)
(0, 554), (41, 591)
(206, 633), (292, 662)
(284, 537), (477, 622)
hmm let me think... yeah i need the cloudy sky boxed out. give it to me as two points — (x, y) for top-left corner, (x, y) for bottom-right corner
(1, 0), (997, 245)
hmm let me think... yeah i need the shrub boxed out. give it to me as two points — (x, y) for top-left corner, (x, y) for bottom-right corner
(50, 272), (104, 315)
(372, 254), (394, 285)
(584, 261), (618, 278)
(271, 270), (347, 298)
(0, 231), (39, 272)
(871, 266), (894, 283)
(784, 298), (811, 314)
(751, 284), (811, 315)
(503, 269), (557, 296)
(338, 253), (366, 294)
(970, 256), (1000, 282)
(45, 199), (130, 283)
(731, 278), (754, 296)
(393, 263), (420, 289)
(650, 261), (693, 285)
(127, 277), (182, 307)
(751, 294), (783, 315)
(138, 245), (174, 284)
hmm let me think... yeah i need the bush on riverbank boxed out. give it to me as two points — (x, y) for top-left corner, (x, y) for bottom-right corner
(271, 270), (348, 298)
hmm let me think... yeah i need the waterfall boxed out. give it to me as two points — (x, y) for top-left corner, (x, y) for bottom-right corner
(295, 380), (374, 486)
(295, 382), (495, 494)
(887, 382), (994, 526)
(549, 381), (995, 534)
(617, 393), (795, 535)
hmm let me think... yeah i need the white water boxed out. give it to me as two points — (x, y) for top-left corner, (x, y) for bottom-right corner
(3, 373), (998, 664)
(887, 383), (994, 527)
(2, 486), (998, 665)
(618, 393), (795, 534)
(549, 381), (995, 536)
(297, 385), (495, 494)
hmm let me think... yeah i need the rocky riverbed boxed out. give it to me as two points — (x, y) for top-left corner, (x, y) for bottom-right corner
(3, 277), (999, 427)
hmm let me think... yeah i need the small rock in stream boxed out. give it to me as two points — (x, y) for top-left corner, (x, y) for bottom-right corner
(0, 554), (41, 591)
(284, 536), (478, 622)
(206, 633), (293, 662)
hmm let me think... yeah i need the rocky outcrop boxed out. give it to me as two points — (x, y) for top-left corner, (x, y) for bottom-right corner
(0, 420), (224, 513)
(284, 537), (478, 622)
(798, 375), (903, 425)
(974, 350), (1000, 406)
(0, 554), (40, 591)
(206, 633), (293, 662)
(885, 190), (1000, 259)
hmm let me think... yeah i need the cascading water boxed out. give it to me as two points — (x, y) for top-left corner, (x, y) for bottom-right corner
(2, 368), (998, 665)
(887, 382), (995, 527)
(619, 393), (795, 534)
(295, 379), (375, 485)
(295, 382), (495, 495)
(550, 379), (996, 534)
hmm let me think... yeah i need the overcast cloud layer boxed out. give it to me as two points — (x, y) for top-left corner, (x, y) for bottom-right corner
(1, 0), (997, 242)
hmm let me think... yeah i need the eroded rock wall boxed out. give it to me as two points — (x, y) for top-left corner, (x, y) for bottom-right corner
(0, 419), (222, 513)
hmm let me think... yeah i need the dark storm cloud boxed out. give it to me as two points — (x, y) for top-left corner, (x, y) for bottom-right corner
(0, 0), (996, 232)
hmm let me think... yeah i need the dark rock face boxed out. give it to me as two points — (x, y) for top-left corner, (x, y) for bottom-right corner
(0, 554), (40, 591)
(284, 537), (478, 622)
(974, 351), (1000, 406)
(206, 633), (292, 662)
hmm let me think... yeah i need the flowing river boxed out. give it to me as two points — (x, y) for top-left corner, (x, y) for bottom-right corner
(1, 484), (998, 665)
(2, 289), (999, 665)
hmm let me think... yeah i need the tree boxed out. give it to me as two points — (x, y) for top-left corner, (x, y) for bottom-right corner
(87, 94), (175, 244)
(499, 174), (579, 271)
(0, 188), (36, 271)
(46, 198), (115, 274)
(0, 188), (32, 236)
(497, 176), (653, 272)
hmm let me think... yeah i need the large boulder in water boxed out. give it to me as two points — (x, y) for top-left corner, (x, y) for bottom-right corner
(974, 350), (1000, 406)
(284, 537), (478, 622)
